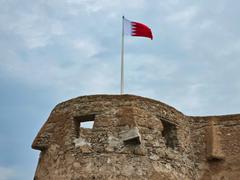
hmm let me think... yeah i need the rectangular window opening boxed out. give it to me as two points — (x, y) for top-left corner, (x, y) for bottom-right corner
(74, 114), (95, 138)
(161, 119), (178, 149)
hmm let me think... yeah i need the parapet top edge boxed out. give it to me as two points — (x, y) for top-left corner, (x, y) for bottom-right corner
(54, 94), (185, 115)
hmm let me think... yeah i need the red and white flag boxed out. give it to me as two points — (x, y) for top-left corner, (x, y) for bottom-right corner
(123, 17), (153, 40)
(120, 16), (153, 94)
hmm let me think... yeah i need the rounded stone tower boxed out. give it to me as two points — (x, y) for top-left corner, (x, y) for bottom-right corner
(32, 95), (240, 180)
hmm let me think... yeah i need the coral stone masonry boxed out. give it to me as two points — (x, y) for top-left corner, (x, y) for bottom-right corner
(32, 95), (240, 180)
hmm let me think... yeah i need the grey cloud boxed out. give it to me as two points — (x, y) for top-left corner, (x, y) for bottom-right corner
(0, 1), (240, 179)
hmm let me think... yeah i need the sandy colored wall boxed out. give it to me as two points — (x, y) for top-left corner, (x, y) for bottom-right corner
(190, 115), (240, 180)
(32, 95), (240, 180)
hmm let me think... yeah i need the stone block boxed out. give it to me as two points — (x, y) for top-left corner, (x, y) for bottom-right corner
(120, 127), (141, 145)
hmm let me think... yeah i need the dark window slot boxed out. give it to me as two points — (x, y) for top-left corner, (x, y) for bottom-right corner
(161, 119), (178, 149)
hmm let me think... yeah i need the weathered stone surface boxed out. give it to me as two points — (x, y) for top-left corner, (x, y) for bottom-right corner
(32, 94), (240, 180)
(120, 127), (141, 144)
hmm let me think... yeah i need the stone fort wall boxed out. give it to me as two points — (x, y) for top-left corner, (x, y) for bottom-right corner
(32, 95), (240, 180)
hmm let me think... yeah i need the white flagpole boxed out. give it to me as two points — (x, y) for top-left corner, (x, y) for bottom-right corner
(120, 16), (125, 94)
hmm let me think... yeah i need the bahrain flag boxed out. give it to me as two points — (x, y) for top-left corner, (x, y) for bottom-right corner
(123, 16), (153, 40)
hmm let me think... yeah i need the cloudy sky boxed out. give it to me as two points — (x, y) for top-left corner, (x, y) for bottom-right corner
(0, 0), (240, 179)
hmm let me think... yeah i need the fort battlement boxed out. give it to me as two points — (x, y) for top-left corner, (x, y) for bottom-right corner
(32, 95), (240, 179)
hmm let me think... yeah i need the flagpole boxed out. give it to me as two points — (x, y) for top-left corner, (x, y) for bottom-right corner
(121, 16), (124, 95)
